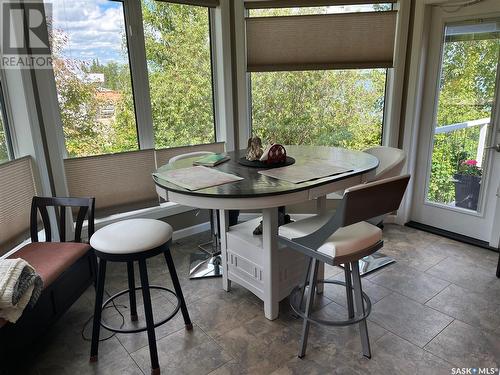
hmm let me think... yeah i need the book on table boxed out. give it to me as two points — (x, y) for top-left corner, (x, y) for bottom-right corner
(193, 153), (230, 167)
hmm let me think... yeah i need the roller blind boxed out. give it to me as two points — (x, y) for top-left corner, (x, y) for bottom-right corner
(0, 157), (37, 255)
(156, 0), (219, 7)
(64, 149), (158, 212)
(246, 11), (397, 72)
(244, 0), (396, 8)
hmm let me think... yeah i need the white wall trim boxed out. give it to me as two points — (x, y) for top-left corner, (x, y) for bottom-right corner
(172, 222), (211, 241)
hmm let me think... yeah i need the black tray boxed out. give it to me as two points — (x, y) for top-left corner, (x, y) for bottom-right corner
(238, 156), (295, 169)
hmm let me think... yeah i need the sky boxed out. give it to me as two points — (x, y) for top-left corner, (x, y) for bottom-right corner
(47, 0), (128, 64)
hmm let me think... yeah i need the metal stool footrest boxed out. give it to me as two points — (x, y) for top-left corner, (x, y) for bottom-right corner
(100, 286), (180, 334)
(290, 279), (371, 327)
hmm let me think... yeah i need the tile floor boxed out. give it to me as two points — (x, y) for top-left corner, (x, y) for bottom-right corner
(19, 224), (500, 375)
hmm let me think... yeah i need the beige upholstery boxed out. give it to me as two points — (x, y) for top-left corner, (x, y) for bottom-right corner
(155, 143), (224, 167)
(317, 222), (382, 265)
(279, 219), (382, 265)
(364, 146), (406, 181)
(90, 219), (173, 254)
(168, 151), (214, 164)
(279, 213), (331, 240)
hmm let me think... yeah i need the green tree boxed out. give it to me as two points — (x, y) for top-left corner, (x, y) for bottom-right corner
(428, 37), (499, 204)
(0, 119), (8, 162)
(141, 1), (215, 148)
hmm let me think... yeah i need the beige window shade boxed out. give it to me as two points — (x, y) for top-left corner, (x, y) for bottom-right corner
(244, 0), (395, 9)
(64, 149), (158, 213)
(156, 0), (219, 7)
(155, 142), (225, 167)
(0, 157), (37, 255)
(246, 11), (397, 72)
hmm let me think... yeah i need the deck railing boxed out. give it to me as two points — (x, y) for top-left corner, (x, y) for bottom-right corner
(434, 117), (490, 167)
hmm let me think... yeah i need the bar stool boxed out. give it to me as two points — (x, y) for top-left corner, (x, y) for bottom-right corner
(279, 175), (410, 358)
(89, 219), (192, 375)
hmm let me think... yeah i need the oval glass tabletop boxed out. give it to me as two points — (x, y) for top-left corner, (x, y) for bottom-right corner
(153, 145), (378, 198)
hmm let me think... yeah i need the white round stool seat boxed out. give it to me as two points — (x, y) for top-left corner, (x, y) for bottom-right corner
(90, 219), (173, 254)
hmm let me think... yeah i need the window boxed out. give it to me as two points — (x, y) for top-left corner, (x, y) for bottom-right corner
(46, 0), (139, 157)
(249, 5), (391, 150)
(0, 81), (12, 163)
(141, 1), (216, 148)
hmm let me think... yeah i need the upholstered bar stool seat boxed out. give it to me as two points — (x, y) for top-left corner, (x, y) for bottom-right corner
(90, 219), (173, 254)
(280, 221), (382, 265)
(89, 219), (192, 375)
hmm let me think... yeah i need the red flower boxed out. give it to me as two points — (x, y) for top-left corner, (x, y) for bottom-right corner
(463, 159), (477, 166)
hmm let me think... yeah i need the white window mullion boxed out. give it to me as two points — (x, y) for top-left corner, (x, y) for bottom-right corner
(123, 0), (155, 150)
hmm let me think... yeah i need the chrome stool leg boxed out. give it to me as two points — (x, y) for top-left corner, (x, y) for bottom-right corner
(298, 259), (319, 358)
(351, 261), (371, 359)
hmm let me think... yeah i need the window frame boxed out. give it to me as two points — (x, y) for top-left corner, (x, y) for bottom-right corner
(123, 0), (219, 150)
(0, 77), (15, 161)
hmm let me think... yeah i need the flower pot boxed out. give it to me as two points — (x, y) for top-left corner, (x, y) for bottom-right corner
(453, 173), (481, 211)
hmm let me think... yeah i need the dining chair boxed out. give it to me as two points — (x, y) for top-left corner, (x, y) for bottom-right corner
(168, 151), (221, 279)
(279, 174), (410, 359)
(321, 146), (407, 274)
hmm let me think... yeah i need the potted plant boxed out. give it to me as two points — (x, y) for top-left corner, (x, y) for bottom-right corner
(453, 159), (482, 210)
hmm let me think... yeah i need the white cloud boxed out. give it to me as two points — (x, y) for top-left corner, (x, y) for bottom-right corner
(47, 0), (128, 63)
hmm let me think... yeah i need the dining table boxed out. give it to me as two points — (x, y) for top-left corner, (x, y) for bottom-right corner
(153, 145), (379, 320)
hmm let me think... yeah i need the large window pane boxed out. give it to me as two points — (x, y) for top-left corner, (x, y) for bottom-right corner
(142, 1), (216, 148)
(47, 0), (138, 158)
(249, 5), (389, 150)
(252, 69), (387, 150)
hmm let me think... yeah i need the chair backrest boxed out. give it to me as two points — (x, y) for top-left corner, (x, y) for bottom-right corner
(168, 151), (215, 164)
(31, 197), (95, 243)
(294, 175), (410, 250)
(340, 174), (410, 227)
(364, 146), (406, 181)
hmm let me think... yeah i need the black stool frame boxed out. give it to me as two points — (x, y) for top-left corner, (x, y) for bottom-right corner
(90, 241), (192, 375)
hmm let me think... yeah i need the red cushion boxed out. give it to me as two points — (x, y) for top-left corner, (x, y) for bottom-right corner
(7, 242), (91, 288)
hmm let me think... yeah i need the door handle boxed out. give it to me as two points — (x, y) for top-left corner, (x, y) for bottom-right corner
(485, 144), (500, 152)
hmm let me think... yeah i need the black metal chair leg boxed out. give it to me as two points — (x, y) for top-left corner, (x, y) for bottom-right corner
(138, 259), (160, 374)
(351, 261), (371, 359)
(90, 259), (107, 362)
(92, 252), (99, 289)
(164, 250), (193, 330)
(496, 252), (500, 278)
(127, 262), (138, 321)
(298, 258), (319, 359)
(344, 263), (355, 319)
